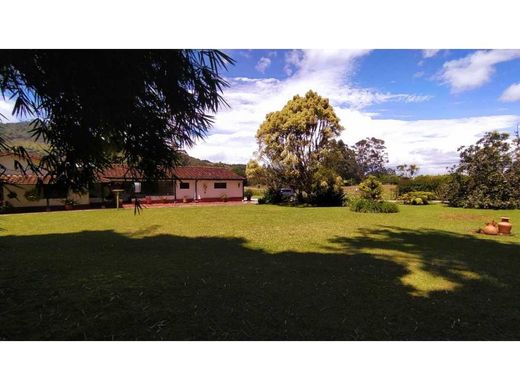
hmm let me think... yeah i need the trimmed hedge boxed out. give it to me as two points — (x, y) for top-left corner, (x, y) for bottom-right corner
(349, 198), (399, 213)
(397, 175), (451, 198)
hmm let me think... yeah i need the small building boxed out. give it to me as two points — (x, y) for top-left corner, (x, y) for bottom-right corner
(0, 152), (90, 210)
(1, 153), (245, 211)
(101, 165), (245, 203)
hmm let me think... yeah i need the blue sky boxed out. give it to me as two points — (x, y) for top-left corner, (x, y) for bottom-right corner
(2, 49), (520, 173)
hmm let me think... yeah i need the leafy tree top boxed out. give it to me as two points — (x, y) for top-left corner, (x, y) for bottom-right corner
(257, 90), (342, 161)
(353, 137), (388, 178)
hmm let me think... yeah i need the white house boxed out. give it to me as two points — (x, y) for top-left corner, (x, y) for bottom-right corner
(1, 154), (245, 211)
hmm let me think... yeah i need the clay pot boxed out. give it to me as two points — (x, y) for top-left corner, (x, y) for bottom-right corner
(482, 221), (498, 235)
(498, 217), (512, 235)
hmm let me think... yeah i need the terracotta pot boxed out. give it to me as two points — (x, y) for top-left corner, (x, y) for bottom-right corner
(482, 222), (498, 235)
(498, 217), (512, 235)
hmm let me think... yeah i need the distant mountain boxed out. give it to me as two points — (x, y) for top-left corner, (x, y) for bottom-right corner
(178, 152), (245, 177)
(0, 121), (46, 154)
(0, 121), (246, 177)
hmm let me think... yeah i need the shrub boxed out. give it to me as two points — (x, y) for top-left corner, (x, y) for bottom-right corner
(309, 185), (346, 207)
(244, 189), (253, 200)
(358, 175), (383, 200)
(349, 198), (399, 213)
(257, 197), (266, 205)
(262, 187), (284, 204)
(399, 191), (435, 205)
(0, 201), (14, 214)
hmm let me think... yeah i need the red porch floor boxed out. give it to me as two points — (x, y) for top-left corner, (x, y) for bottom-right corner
(121, 200), (254, 209)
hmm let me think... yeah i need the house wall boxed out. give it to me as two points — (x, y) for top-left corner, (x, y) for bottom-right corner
(175, 179), (197, 200)
(173, 179), (243, 201)
(2, 184), (90, 208)
(196, 180), (243, 201)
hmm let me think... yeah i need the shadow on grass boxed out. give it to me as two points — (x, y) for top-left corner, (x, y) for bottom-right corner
(1, 227), (519, 340)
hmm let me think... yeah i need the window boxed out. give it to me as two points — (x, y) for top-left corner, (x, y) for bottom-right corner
(214, 182), (227, 189)
(179, 182), (189, 189)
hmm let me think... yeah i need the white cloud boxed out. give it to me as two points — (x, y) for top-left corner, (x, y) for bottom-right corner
(254, 57), (271, 73)
(438, 49), (520, 93)
(0, 97), (17, 122)
(283, 49), (304, 76)
(239, 50), (252, 59)
(335, 109), (519, 173)
(422, 49), (440, 58)
(189, 50), (481, 171)
(500, 82), (520, 102)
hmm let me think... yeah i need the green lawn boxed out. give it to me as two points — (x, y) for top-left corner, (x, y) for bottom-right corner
(1, 204), (519, 340)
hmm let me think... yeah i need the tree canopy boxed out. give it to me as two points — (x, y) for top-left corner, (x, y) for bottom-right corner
(0, 50), (233, 191)
(446, 131), (520, 209)
(255, 90), (343, 198)
(321, 139), (360, 182)
(396, 163), (420, 178)
(353, 137), (388, 178)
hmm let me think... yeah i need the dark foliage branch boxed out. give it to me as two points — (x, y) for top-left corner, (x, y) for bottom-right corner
(0, 50), (234, 192)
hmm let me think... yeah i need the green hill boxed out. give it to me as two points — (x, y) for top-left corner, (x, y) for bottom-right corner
(0, 121), (47, 154)
(0, 121), (246, 177)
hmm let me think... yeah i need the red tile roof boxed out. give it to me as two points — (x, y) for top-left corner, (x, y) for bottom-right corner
(1, 174), (51, 185)
(1, 165), (244, 185)
(173, 166), (244, 180)
(100, 165), (244, 181)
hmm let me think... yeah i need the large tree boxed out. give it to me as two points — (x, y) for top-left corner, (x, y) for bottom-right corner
(255, 90), (343, 198)
(0, 50), (233, 191)
(353, 137), (388, 178)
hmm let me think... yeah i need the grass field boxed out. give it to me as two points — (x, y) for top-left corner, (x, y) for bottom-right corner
(1, 204), (519, 340)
